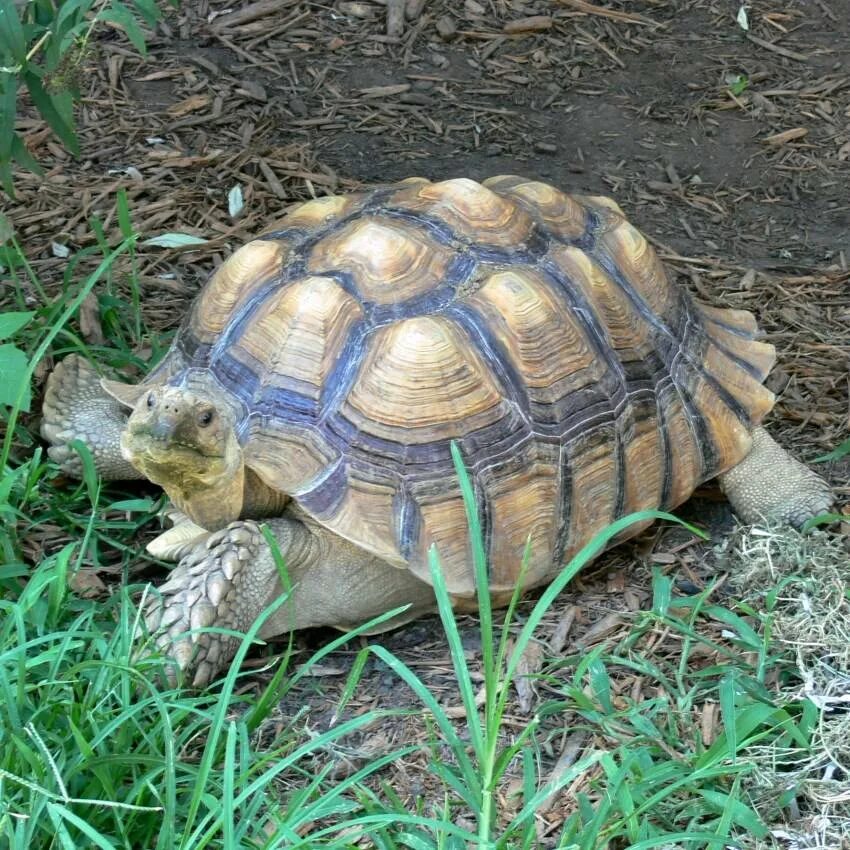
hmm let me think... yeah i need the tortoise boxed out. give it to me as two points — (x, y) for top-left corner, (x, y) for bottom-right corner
(41, 176), (832, 685)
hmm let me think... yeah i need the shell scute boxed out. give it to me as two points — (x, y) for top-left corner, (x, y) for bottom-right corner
(342, 316), (508, 442)
(479, 446), (562, 591)
(230, 276), (363, 400)
(190, 241), (285, 344)
(466, 268), (606, 406)
(391, 177), (536, 247)
(307, 217), (453, 304)
(261, 192), (367, 235)
(484, 175), (590, 242)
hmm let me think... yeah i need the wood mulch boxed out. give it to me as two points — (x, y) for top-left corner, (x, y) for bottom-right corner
(3, 0), (849, 843)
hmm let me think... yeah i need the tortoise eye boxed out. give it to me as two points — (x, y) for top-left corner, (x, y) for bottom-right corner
(146, 392), (156, 409)
(197, 409), (214, 428)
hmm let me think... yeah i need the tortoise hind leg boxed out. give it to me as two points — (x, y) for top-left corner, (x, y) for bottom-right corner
(718, 427), (833, 528)
(41, 354), (144, 480)
(142, 512), (435, 687)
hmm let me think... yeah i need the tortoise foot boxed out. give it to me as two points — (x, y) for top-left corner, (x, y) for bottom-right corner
(41, 354), (141, 480)
(720, 427), (833, 528)
(141, 520), (274, 687)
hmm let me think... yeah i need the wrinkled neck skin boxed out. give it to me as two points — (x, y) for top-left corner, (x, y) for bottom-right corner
(144, 455), (289, 531)
(242, 467), (291, 519)
(168, 464), (246, 531)
(130, 431), (245, 531)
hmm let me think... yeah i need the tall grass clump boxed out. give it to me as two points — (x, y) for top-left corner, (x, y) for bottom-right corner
(0, 206), (418, 849)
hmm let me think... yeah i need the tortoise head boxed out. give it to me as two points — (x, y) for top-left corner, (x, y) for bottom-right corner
(110, 382), (245, 530)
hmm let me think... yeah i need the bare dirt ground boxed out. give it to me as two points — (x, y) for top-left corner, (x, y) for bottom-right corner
(5, 0), (850, 843)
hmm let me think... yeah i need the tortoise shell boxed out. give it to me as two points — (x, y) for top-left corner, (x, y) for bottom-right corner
(152, 176), (776, 600)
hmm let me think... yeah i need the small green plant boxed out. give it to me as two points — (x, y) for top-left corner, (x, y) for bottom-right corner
(728, 74), (749, 96)
(0, 0), (168, 196)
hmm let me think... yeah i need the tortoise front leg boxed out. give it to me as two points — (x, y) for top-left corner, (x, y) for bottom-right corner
(41, 354), (144, 480)
(141, 511), (435, 687)
(719, 426), (833, 527)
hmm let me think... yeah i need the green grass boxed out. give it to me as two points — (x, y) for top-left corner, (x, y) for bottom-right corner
(0, 201), (834, 848)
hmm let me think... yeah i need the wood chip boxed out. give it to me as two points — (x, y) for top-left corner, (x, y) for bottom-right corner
(79, 292), (105, 345)
(167, 94), (211, 117)
(746, 33), (809, 62)
(700, 702), (719, 746)
(445, 684), (487, 719)
(69, 568), (108, 598)
(404, 0), (427, 21)
(574, 24), (625, 69)
(556, 0), (655, 26)
(550, 605), (577, 653)
(386, 0), (404, 37)
(513, 640), (544, 714)
(540, 733), (589, 812)
(763, 127), (809, 146)
(435, 15), (457, 40)
(359, 84), (411, 98)
(504, 16), (553, 34)
(578, 612), (623, 646)
(211, 0), (299, 32)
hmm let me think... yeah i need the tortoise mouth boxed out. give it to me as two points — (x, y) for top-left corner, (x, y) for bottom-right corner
(129, 428), (225, 459)
(122, 430), (227, 481)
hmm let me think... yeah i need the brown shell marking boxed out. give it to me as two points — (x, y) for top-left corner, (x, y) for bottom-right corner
(408, 449), (562, 598)
(483, 175), (590, 242)
(621, 402), (665, 516)
(467, 268), (605, 401)
(307, 217), (453, 304)
(392, 177), (535, 247)
(689, 373), (754, 473)
(482, 449), (561, 592)
(260, 192), (366, 235)
(551, 245), (658, 362)
(700, 338), (775, 424)
(342, 316), (508, 442)
(698, 304), (777, 385)
(578, 194), (626, 216)
(244, 423), (341, 498)
(322, 476), (405, 565)
(231, 275), (364, 399)
(190, 241), (285, 344)
(561, 425), (619, 563)
(412, 493), (475, 591)
(595, 216), (676, 323)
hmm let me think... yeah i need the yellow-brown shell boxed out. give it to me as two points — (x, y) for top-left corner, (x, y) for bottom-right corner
(167, 176), (776, 597)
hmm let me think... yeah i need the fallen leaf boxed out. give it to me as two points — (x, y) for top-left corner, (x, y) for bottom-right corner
(70, 569), (108, 598)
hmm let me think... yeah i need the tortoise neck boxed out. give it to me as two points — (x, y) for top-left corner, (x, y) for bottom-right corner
(241, 467), (291, 519)
(165, 463), (245, 531)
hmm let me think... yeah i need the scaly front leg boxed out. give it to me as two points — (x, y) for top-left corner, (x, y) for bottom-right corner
(141, 511), (435, 686)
